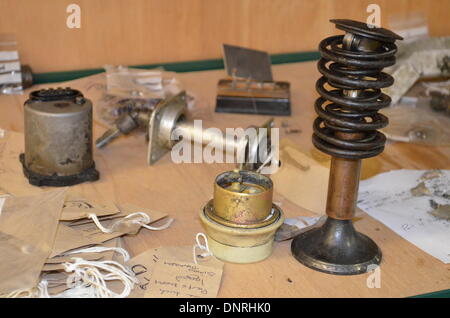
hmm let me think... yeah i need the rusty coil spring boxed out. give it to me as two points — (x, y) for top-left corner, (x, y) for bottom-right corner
(312, 34), (398, 159)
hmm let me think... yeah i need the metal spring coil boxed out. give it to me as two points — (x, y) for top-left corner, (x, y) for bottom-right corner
(312, 34), (398, 159)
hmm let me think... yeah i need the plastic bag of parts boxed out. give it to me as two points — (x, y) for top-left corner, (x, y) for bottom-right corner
(383, 14), (450, 105)
(388, 12), (429, 44)
(97, 65), (193, 126)
(0, 34), (24, 95)
(381, 79), (450, 147)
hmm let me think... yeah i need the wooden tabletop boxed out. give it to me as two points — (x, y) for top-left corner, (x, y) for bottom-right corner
(1, 61), (449, 297)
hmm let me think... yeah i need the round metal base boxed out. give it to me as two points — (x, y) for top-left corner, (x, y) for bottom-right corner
(291, 217), (381, 275)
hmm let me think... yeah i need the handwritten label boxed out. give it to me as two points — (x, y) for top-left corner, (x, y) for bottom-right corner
(144, 260), (222, 298)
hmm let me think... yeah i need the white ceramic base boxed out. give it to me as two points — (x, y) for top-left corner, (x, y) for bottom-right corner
(208, 236), (274, 264)
(199, 204), (284, 264)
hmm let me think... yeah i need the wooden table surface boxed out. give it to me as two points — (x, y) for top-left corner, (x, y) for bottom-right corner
(1, 61), (449, 297)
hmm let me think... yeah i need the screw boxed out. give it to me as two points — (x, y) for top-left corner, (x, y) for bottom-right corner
(75, 96), (85, 105)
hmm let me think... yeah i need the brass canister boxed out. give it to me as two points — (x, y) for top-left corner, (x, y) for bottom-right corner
(213, 170), (273, 225)
(200, 169), (284, 263)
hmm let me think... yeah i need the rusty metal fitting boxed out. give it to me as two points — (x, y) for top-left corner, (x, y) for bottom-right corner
(20, 87), (99, 186)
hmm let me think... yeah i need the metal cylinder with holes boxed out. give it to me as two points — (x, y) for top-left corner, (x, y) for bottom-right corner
(20, 87), (99, 186)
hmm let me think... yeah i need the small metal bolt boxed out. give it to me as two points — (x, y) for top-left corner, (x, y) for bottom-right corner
(75, 96), (85, 105)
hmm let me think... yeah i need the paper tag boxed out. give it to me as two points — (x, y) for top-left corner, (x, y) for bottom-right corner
(128, 245), (224, 298)
(145, 260), (222, 298)
(61, 194), (120, 221)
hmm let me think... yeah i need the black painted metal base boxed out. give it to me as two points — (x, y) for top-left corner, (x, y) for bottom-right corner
(291, 217), (381, 275)
(20, 153), (100, 187)
(215, 95), (291, 116)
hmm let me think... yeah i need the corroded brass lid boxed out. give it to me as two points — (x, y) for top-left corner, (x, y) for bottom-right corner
(204, 200), (280, 229)
(213, 170), (273, 224)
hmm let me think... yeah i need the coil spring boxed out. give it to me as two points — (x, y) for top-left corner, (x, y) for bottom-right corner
(312, 34), (398, 159)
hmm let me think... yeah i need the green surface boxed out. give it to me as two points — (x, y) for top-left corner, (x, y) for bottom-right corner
(412, 289), (450, 298)
(32, 51), (321, 84)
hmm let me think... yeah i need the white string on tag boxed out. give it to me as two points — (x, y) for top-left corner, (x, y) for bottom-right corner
(256, 146), (275, 174)
(88, 212), (174, 234)
(129, 212), (174, 231)
(6, 257), (138, 298)
(192, 232), (213, 265)
(60, 258), (138, 298)
(62, 246), (131, 262)
(87, 213), (114, 233)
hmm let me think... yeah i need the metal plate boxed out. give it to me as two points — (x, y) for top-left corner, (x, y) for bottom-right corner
(223, 44), (273, 82)
(147, 92), (186, 165)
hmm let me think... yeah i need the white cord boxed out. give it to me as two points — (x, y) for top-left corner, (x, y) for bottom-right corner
(256, 146), (275, 174)
(63, 246), (131, 262)
(59, 258), (138, 298)
(6, 248), (138, 298)
(88, 213), (114, 233)
(127, 212), (174, 231)
(192, 233), (212, 265)
(88, 212), (174, 234)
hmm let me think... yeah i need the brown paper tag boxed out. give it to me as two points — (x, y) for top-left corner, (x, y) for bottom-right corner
(43, 251), (108, 272)
(0, 189), (66, 294)
(45, 252), (104, 264)
(49, 224), (97, 258)
(67, 203), (168, 227)
(127, 245), (224, 298)
(60, 193), (120, 221)
(144, 260), (223, 298)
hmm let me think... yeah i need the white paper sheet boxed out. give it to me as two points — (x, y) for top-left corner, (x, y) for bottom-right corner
(358, 169), (450, 264)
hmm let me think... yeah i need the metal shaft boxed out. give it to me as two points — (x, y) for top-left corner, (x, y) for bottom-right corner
(95, 111), (143, 148)
(326, 157), (361, 220)
(176, 121), (247, 155)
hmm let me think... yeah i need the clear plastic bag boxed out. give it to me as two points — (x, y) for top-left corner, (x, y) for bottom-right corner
(381, 80), (450, 147)
(0, 34), (23, 95)
(97, 65), (187, 126)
